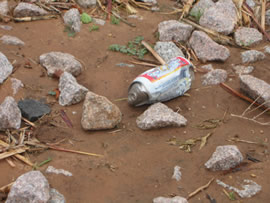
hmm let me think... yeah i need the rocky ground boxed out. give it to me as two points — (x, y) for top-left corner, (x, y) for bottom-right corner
(0, 0), (270, 202)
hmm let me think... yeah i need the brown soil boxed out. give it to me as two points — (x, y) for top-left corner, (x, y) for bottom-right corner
(1, 1), (270, 203)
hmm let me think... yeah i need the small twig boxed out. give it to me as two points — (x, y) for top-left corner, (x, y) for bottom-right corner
(231, 114), (270, 125)
(60, 110), (73, 128)
(14, 15), (57, 22)
(0, 182), (14, 193)
(112, 11), (136, 27)
(227, 137), (265, 146)
(187, 178), (215, 199)
(261, 0), (266, 30)
(141, 40), (166, 65)
(129, 60), (156, 67)
(48, 146), (104, 157)
(22, 117), (36, 128)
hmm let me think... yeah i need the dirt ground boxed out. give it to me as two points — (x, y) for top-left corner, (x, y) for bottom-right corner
(1, 0), (270, 202)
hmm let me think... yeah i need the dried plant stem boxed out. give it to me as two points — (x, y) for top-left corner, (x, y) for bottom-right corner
(187, 178), (215, 199)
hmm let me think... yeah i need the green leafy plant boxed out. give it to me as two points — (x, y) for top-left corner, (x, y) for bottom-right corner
(81, 12), (92, 24)
(111, 15), (120, 25)
(109, 36), (148, 59)
(89, 24), (99, 32)
(228, 192), (236, 201)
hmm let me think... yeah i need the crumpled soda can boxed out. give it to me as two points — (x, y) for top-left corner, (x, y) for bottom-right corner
(128, 56), (194, 106)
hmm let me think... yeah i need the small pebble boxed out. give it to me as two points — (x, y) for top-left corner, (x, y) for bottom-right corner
(260, 130), (264, 134)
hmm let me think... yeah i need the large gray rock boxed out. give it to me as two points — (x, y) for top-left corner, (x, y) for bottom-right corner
(136, 102), (187, 130)
(240, 75), (270, 108)
(233, 65), (254, 75)
(205, 145), (243, 171)
(49, 189), (66, 203)
(199, 0), (237, 35)
(0, 97), (21, 130)
(63, 8), (81, 33)
(200, 64), (214, 72)
(59, 72), (88, 106)
(266, 9), (270, 25)
(81, 91), (122, 130)
(39, 52), (83, 77)
(18, 99), (51, 122)
(241, 50), (265, 63)
(153, 196), (188, 203)
(76, 0), (96, 8)
(0, 35), (25, 46)
(0, 0), (8, 16)
(6, 171), (50, 203)
(190, 0), (214, 20)
(201, 69), (227, 85)
(13, 2), (48, 17)
(0, 52), (13, 84)
(189, 31), (230, 62)
(158, 20), (193, 42)
(154, 41), (184, 63)
(234, 27), (263, 47)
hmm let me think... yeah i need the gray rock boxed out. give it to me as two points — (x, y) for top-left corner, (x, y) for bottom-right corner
(39, 52), (83, 77)
(233, 65), (254, 75)
(63, 8), (81, 33)
(0, 97), (21, 130)
(18, 99), (51, 122)
(172, 165), (182, 181)
(246, 0), (256, 10)
(234, 27), (263, 47)
(59, 72), (88, 106)
(199, 0), (237, 35)
(190, 0), (214, 20)
(216, 179), (262, 198)
(241, 50), (265, 63)
(46, 166), (73, 177)
(240, 75), (270, 108)
(0, 52), (13, 84)
(13, 2), (48, 17)
(136, 102), (187, 130)
(153, 196), (188, 203)
(189, 31), (230, 62)
(49, 189), (66, 203)
(11, 78), (24, 95)
(200, 64), (214, 71)
(0, 0), (8, 16)
(6, 171), (50, 203)
(0, 25), (12, 30)
(264, 45), (270, 54)
(154, 41), (184, 63)
(266, 9), (270, 25)
(205, 145), (243, 171)
(0, 35), (25, 46)
(81, 91), (122, 130)
(202, 69), (227, 85)
(93, 18), (106, 26)
(158, 20), (193, 42)
(76, 0), (96, 8)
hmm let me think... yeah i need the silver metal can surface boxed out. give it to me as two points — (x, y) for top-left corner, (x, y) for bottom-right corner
(128, 56), (194, 106)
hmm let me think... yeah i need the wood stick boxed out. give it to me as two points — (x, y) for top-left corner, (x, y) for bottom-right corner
(0, 140), (33, 166)
(0, 147), (28, 160)
(141, 41), (166, 65)
(14, 15), (57, 22)
(243, 3), (270, 41)
(187, 178), (215, 199)
(182, 18), (234, 45)
(48, 146), (104, 157)
(60, 110), (73, 128)
(6, 158), (16, 168)
(129, 60), (157, 67)
(261, 0), (266, 30)
(22, 117), (36, 128)
(220, 83), (269, 110)
(0, 182), (14, 193)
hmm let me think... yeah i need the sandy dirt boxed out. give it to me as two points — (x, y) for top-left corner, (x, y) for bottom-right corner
(0, 0), (270, 202)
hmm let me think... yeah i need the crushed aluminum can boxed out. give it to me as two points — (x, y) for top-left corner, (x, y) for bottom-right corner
(128, 56), (194, 106)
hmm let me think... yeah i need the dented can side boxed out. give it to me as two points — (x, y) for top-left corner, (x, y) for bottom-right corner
(128, 56), (194, 106)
